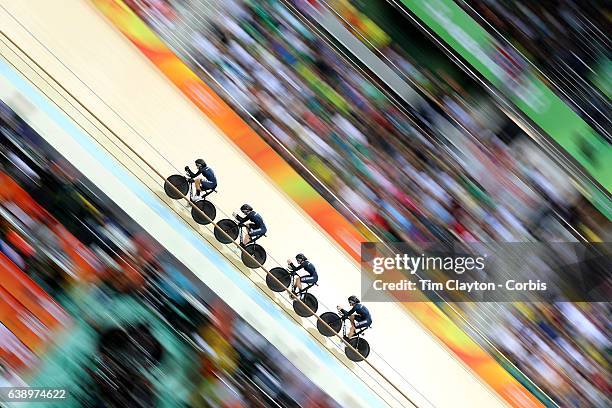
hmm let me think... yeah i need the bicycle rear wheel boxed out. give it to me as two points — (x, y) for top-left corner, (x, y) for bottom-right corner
(345, 337), (370, 362)
(164, 175), (189, 199)
(191, 200), (216, 225)
(317, 312), (342, 337)
(293, 293), (318, 317)
(242, 244), (266, 268)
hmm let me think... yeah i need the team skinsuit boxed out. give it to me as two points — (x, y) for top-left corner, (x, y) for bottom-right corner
(185, 159), (217, 192)
(289, 256), (318, 285)
(342, 301), (372, 329)
(236, 205), (267, 239)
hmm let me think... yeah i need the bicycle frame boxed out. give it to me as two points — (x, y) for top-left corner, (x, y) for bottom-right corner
(341, 313), (368, 339)
(235, 217), (265, 246)
(187, 173), (217, 201)
(186, 177), (196, 200)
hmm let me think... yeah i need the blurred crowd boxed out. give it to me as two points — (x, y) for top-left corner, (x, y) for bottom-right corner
(130, 0), (605, 244)
(126, 0), (610, 406)
(458, 0), (611, 136)
(0, 100), (339, 407)
(467, 301), (611, 406)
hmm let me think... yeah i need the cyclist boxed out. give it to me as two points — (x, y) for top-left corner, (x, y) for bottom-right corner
(337, 296), (371, 339)
(185, 159), (217, 197)
(233, 204), (267, 245)
(287, 253), (317, 294)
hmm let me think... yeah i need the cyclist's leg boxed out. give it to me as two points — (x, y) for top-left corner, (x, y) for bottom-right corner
(355, 318), (370, 328)
(194, 177), (202, 193)
(241, 226), (251, 245)
(293, 275), (301, 293)
(248, 227), (264, 242)
(353, 318), (370, 337)
(348, 315), (356, 338)
(199, 180), (215, 193)
(299, 275), (316, 292)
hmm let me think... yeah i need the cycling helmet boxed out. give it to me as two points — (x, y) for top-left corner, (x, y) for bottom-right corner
(195, 159), (206, 168)
(240, 204), (253, 213)
(296, 253), (307, 263)
(348, 295), (360, 304)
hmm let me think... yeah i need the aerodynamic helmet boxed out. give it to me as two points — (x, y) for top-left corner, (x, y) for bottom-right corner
(348, 295), (360, 304)
(296, 253), (307, 263)
(195, 159), (206, 168)
(240, 204), (253, 213)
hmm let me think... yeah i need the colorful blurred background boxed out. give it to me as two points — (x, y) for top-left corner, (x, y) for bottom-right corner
(0, 0), (609, 407)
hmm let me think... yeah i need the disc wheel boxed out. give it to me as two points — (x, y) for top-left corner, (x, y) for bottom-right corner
(164, 175), (189, 199)
(293, 293), (318, 317)
(266, 267), (291, 292)
(214, 219), (239, 244)
(345, 337), (370, 362)
(241, 244), (266, 268)
(191, 200), (216, 225)
(317, 312), (342, 337)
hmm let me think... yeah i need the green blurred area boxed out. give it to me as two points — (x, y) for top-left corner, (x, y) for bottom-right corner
(21, 287), (196, 408)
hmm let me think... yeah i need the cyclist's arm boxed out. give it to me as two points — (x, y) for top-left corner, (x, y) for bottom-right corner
(236, 213), (255, 224)
(289, 262), (304, 272)
(185, 167), (202, 178)
(341, 305), (357, 317)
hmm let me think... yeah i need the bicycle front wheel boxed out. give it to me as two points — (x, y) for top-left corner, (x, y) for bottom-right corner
(164, 175), (189, 199)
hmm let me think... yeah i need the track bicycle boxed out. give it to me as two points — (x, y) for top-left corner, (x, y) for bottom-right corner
(265, 264), (319, 317)
(164, 172), (216, 224)
(213, 215), (267, 268)
(316, 311), (371, 362)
